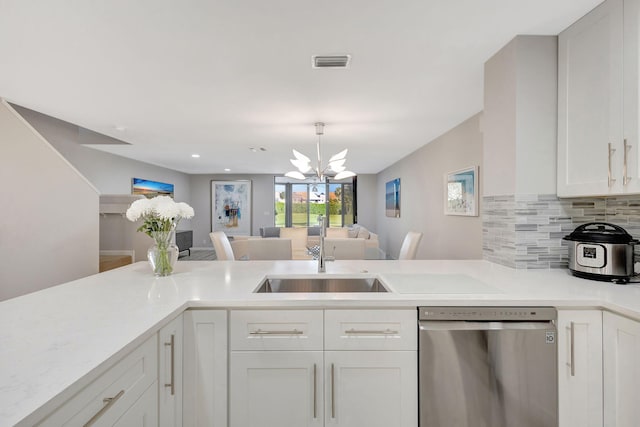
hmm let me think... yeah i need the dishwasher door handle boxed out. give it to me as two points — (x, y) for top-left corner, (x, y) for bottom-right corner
(419, 320), (556, 331)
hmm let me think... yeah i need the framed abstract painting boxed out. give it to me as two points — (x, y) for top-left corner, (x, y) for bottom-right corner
(444, 166), (478, 216)
(211, 180), (252, 236)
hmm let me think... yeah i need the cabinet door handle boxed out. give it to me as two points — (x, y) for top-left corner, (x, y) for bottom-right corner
(570, 321), (576, 377)
(624, 139), (632, 185)
(609, 143), (617, 187)
(313, 363), (317, 419)
(249, 328), (304, 335)
(164, 334), (175, 395)
(331, 363), (336, 419)
(345, 328), (399, 335)
(83, 389), (125, 427)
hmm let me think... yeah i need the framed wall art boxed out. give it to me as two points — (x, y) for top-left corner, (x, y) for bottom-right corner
(445, 166), (478, 216)
(211, 180), (252, 236)
(131, 177), (174, 198)
(385, 178), (401, 218)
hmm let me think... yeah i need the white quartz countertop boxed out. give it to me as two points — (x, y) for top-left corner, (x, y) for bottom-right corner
(4, 259), (640, 426)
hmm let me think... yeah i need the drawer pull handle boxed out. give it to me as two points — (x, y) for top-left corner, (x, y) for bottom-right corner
(250, 328), (304, 335)
(570, 322), (576, 377)
(313, 363), (317, 419)
(345, 328), (399, 335)
(165, 334), (175, 395)
(83, 389), (125, 427)
(624, 139), (632, 185)
(331, 363), (336, 419)
(608, 143), (617, 187)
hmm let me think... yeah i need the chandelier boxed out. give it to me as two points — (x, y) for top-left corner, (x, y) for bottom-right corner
(285, 122), (356, 181)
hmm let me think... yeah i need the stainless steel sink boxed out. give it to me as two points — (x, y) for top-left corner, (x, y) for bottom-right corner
(255, 277), (388, 293)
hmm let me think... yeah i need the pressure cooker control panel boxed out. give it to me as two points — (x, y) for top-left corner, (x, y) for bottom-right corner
(576, 243), (606, 268)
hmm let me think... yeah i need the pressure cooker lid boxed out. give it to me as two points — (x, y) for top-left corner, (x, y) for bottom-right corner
(563, 222), (638, 244)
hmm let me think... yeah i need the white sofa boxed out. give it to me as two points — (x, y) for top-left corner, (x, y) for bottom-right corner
(254, 225), (380, 259)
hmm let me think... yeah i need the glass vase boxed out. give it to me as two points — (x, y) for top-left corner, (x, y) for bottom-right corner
(148, 230), (179, 276)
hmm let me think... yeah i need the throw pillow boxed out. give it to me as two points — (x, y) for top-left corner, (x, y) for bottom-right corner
(357, 227), (371, 240)
(347, 225), (360, 238)
(261, 227), (281, 238)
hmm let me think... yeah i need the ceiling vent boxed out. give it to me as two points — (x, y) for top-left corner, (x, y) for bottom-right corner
(312, 55), (351, 69)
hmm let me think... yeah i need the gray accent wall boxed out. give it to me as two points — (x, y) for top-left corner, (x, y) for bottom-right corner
(375, 113), (484, 260)
(0, 100), (99, 301)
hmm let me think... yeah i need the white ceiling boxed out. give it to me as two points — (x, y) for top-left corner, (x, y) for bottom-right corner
(0, 0), (603, 175)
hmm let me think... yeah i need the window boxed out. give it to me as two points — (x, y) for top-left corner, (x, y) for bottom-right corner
(274, 177), (356, 227)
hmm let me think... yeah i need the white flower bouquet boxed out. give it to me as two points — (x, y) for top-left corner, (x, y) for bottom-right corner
(126, 196), (195, 275)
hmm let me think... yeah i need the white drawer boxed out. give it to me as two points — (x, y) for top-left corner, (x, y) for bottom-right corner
(324, 309), (417, 351)
(39, 334), (157, 427)
(230, 310), (323, 351)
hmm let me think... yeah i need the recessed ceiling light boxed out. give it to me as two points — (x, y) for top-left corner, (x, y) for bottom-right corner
(191, 154), (200, 158)
(114, 125), (126, 131)
(249, 148), (257, 152)
(260, 147), (267, 151)
(224, 168), (231, 172)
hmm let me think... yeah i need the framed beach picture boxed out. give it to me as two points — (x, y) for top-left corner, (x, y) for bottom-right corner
(131, 178), (174, 198)
(211, 180), (252, 236)
(445, 166), (478, 216)
(385, 178), (401, 218)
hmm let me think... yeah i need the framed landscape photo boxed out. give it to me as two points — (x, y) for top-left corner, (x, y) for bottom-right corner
(445, 166), (478, 216)
(131, 178), (174, 198)
(211, 180), (252, 236)
(385, 178), (401, 218)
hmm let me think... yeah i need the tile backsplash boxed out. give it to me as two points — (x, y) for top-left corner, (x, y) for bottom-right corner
(482, 194), (640, 269)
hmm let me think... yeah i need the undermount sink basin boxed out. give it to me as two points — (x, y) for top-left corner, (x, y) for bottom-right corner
(255, 277), (389, 293)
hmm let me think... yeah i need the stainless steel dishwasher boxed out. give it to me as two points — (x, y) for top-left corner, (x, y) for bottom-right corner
(418, 307), (557, 427)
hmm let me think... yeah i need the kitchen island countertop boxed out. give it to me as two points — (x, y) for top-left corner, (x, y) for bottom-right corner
(3, 259), (640, 426)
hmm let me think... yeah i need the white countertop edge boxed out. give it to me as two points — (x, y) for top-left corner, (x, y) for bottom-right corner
(6, 259), (640, 426)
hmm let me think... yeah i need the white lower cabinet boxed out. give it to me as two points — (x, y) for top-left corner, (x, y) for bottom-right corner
(38, 334), (158, 426)
(159, 314), (183, 427)
(229, 309), (417, 427)
(557, 310), (603, 427)
(325, 351), (416, 427)
(183, 309), (227, 427)
(112, 383), (158, 426)
(603, 311), (640, 427)
(230, 351), (324, 427)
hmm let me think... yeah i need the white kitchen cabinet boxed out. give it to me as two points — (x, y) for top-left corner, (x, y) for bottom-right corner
(557, 310), (603, 427)
(623, 0), (640, 192)
(112, 382), (158, 426)
(603, 311), (640, 427)
(183, 309), (227, 427)
(558, 0), (624, 197)
(229, 308), (417, 427)
(38, 335), (158, 426)
(325, 351), (417, 427)
(230, 351), (324, 427)
(159, 314), (183, 427)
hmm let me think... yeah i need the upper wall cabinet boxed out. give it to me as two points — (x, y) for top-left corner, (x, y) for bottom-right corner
(558, 0), (640, 197)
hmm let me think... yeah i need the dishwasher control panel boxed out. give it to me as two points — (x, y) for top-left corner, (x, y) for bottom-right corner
(418, 306), (557, 321)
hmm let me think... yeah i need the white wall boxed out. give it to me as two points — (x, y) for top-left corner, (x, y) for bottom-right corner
(484, 35), (558, 196)
(354, 174), (377, 231)
(376, 114), (484, 260)
(483, 38), (517, 197)
(0, 100), (99, 301)
(13, 105), (193, 222)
